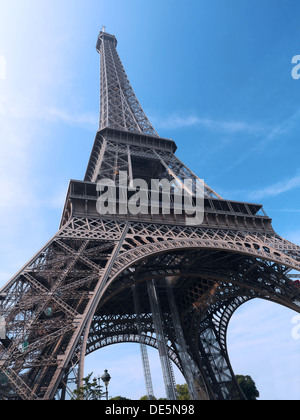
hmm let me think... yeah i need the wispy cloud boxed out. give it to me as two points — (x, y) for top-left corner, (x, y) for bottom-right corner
(152, 113), (266, 135)
(248, 172), (300, 201)
(47, 107), (98, 127)
(225, 109), (300, 174)
(0, 93), (97, 129)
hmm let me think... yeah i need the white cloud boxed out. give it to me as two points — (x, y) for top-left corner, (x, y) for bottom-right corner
(0, 91), (97, 129)
(47, 107), (98, 128)
(152, 113), (266, 135)
(222, 109), (300, 175)
(248, 173), (300, 201)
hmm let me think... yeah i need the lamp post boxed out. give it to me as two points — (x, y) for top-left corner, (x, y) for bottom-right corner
(101, 369), (111, 400)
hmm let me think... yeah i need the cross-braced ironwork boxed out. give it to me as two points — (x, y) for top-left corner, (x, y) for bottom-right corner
(1, 29), (300, 400)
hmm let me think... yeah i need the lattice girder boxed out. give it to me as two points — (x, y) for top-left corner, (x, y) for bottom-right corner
(97, 31), (158, 137)
(1, 214), (300, 400)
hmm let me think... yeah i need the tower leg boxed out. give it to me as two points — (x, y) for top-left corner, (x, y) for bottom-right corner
(147, 279), (177, 400)
(132, 284), (155, 400)
(164, 279), (209, 400)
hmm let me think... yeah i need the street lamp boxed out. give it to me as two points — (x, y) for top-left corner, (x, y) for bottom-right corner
(101, 369), (111, 400)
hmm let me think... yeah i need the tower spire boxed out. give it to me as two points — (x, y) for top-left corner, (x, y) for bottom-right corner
(96, 30), (158, 137)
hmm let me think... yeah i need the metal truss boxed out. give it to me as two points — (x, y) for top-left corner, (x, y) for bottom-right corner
(132, 284), (155, 400)
(165, 278), (209, 400)
(147, 279), (177, 400)
(96, 30), (158, 137)
(84, 134), (221, 199)
(1, 29), (300, 400)
(1, 217), (300, 400)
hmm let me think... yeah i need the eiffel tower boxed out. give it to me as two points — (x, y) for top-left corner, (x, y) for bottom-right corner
(1, 29), (300, 401)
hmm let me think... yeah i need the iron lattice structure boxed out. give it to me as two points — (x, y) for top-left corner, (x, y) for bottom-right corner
(1, 30), (300, 400)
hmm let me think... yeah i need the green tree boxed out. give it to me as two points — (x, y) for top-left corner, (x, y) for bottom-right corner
(176, 384), (190, 400)
(72, 373), (104, 400)
(110, 396), (131, 400)
(235, 375), (260, 400)
(140, 395), (157, 400)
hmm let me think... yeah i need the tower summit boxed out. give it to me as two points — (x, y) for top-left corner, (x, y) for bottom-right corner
(0, 30), (300, 400)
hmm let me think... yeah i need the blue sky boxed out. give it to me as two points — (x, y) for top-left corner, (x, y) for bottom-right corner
(1, 0), (300, 400)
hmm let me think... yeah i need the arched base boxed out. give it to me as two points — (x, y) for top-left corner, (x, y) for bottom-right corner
(70, 247), (300, 400)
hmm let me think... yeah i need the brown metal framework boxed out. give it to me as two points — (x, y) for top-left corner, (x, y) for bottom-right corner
(0, 29), (300, 400)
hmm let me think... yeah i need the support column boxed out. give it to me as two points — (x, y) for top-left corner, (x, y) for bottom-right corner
(132, 284), (155, 400)
(147, 279), (177, 401)
(165, 279), (209, 400)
